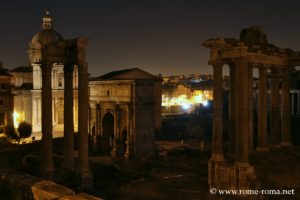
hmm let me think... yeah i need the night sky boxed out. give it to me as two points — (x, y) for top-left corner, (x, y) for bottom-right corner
(0, 0), (300, 76)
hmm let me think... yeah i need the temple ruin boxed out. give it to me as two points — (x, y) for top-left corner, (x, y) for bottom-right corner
(28, 10), (92, 183)
(203, 26), (300, 189)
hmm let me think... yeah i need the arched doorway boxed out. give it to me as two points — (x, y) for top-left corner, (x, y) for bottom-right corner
(101, 112), (114, 154)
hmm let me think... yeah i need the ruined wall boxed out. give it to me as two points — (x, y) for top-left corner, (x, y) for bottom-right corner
(0, 171), (103, 200)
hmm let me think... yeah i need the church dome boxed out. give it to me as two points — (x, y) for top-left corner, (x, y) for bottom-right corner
(31, 29), (63, 47)
(30, 10), (63, 48)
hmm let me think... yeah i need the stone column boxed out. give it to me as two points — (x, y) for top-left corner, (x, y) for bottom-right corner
(63, 64), (75, 169)
(235, 59), (250, 166)
(270, 68), (281, 147)
(228, 64), (236, 159)
(291, 93), (294, 114)
(248, 66), (253, 151)
(297, 91), (300, 115)
(211, 62), (224, 161)
(40, 62), (54, 176)
(257, 67), (268, 151)
(77, 38), (93, 184)
(281, 68), (292, 147)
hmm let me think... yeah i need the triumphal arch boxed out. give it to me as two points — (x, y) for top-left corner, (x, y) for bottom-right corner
(203, 26), (300, 189)
(28, 10), (92, 182)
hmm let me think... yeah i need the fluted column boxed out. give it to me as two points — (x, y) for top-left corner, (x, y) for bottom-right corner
(235, 59), (249, 166)
(77, 38), (92, 184)
(228, 64), (236, 159)
(63, 64), (75, 169)
(248, 66), (253, 151)
(281, 68), (292, 147)
(211, 62), (224, 161)
(270, 68), (281, 147)
(40, 62), (54, 176)
(257, 67), (268, 151)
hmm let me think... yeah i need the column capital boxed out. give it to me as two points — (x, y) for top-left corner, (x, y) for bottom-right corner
(211, 61), (224, 68)
(40, 62), (53, 72)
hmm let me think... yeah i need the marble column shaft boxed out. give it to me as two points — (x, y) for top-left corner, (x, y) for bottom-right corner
(270, 68), (281, 146)
(297, 92), (300, 114)
(211, 63), (224, 161)
(235, 59), (249, 165)
(248, 66), (253, 151)
(281, 68), (291, 146)
(77, 42), (91, 178)
(41, 63), (54, 175)
(257, 67), (268, 150)
(63, 64), (75, 169)
(228, 64), (236, 159)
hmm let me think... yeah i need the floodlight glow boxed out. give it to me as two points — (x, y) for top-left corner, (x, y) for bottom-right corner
(182, 103), (191, 110)
(13, 112), (20, 128)
(202, 100), (208, 107)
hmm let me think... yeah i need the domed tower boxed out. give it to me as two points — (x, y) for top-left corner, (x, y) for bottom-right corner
(28, 10), (64, 64)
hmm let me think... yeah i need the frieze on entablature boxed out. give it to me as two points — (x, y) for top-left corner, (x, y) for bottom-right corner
(246, 52), (288, 66)
(216, 47), (248, 60)
(247, 63), (284, 69)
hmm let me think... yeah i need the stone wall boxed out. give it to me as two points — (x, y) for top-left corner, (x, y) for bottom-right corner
(0, 171), (103, 200)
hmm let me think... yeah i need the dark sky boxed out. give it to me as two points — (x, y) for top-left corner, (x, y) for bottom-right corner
(1, 0), (300, 76)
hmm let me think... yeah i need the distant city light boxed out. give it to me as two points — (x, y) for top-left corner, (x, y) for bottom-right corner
(162, 91), (212, 113)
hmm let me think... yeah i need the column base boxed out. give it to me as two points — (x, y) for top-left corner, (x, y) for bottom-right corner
(208, 160), (256, 190)
(280, 141), (292, 147)
(210, 153), (225, 162)
(79, 169), (94, 189)
(256, 147), (269, 151)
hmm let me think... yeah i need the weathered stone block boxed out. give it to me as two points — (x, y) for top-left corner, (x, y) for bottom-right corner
(31, 180), (75, 199)
(59, 193), (104, 200)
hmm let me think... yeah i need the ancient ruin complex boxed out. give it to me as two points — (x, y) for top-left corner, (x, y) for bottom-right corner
(203, 26), (299, 189)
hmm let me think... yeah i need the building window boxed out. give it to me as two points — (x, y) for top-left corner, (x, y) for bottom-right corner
(58, 77), (63, 87)
(107, 90), (110, 96)
(0, 99), (3, 106)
